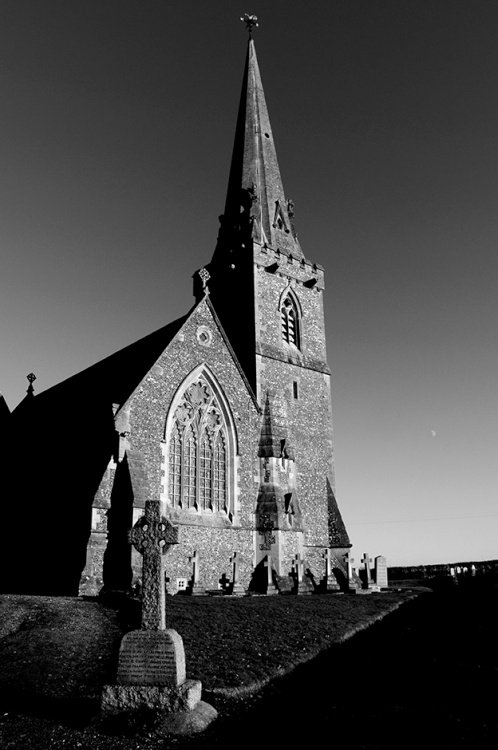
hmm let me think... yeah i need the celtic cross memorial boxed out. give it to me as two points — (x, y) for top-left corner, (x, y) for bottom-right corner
(129, 499), (179, 630)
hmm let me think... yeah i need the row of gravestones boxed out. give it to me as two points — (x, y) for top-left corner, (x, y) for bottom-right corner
(450, 565), (477, 578)
(101, 501), (389, 736)
(133, 548), (389, 597)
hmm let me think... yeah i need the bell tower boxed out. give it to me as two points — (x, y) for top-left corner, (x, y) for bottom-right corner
(195, 16), (351, 571)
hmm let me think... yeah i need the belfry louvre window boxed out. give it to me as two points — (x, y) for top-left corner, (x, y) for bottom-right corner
(167, 378), (229, 513)
(281, 295), (300, 348)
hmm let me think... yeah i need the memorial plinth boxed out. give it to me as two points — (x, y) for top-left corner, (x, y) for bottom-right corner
(102, 628), (203, 712)
(101, 501), (217, 734)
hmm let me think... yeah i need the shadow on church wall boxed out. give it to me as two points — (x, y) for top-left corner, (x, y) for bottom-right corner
(0, 393), (116, 595)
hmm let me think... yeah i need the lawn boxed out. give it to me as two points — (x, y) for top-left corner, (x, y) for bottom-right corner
(0, 590), (421, 748)
(0, 590), (415, 708)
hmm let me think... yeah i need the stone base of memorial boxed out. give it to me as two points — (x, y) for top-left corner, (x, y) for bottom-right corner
(356, 583), (381, 594)
(228, 582), (246, 596)
(187, 583), (205, 596)
(295, 581), (312, 595)
(264, 581), (279, 595)
(101, 629), (217, 735)
(365, 583), (382, 592)
(323, 577), (342, 593)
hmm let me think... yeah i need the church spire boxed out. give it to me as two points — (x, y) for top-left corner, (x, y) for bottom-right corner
(214, 27), (303, 261)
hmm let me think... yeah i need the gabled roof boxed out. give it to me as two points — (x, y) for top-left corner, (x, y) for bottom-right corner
(214, 38), (303, 260)
(13, 312), (189, 414)
(11, 294), (261, 418)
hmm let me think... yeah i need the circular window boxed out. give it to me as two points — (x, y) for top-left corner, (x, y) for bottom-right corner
(196, 325), (213, 347)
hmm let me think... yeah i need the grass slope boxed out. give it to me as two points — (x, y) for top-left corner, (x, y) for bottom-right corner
(0, 591), (416, 748)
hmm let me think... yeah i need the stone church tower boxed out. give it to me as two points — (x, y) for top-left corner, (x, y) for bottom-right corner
(0, 28), (351, 597)
(199, 36), (348, 579)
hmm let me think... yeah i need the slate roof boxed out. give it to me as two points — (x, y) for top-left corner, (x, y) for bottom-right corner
(12, 311), (189, 415)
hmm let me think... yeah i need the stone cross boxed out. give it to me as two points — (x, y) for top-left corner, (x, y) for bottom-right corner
(189, 550), (200, 585)
(361, 553), (373, 583)
(322, 548), (332, 578)
(198, 267), (210, 293)
(293, 553), (304, 583)
(26, 372), (36, 396)
(343, 552), (354, 581)
(264, 554), (273, 587)
(230, 552), (240, 585)
(129, 500), (179, 631)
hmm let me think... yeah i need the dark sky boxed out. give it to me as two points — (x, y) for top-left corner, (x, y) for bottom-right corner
(1, 1), (497, 565)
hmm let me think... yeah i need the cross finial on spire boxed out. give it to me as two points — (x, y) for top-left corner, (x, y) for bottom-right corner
(198, 267), (211, 294)
(240, 13), (258, 38)
(26, 372), (36, 396)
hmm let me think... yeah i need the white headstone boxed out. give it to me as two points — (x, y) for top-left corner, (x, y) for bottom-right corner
(374, 555), (388, 588)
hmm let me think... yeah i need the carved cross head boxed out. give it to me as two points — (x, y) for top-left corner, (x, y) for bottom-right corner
(129, 501), (179, 556)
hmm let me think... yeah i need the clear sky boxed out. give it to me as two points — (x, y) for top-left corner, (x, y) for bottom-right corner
(1, 1), (497, 567)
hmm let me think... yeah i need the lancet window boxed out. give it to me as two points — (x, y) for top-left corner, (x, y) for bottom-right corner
(281, 294), (300, 349)
(167, 378), (230, 514)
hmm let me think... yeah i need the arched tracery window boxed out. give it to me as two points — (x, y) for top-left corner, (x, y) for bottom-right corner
(281, 294), (300, 349)
(166, 376), (231, 515)
(213, 433), (227, 512)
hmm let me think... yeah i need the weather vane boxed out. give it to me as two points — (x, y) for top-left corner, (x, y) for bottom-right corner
(241, 13), (258, 38)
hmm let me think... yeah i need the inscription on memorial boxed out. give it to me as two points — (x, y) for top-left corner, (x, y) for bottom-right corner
(117, 630), (186, 687)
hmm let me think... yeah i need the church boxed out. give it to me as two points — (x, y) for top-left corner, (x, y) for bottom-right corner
(0, 21), (351, 597)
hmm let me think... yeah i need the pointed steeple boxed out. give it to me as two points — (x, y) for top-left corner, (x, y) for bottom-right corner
(214, 36), (303, 260)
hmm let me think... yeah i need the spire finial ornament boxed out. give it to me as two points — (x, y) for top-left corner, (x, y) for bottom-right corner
(26, 372), (36, 396)
(240, 13), (258, 38)
(198, 267), (211, 295)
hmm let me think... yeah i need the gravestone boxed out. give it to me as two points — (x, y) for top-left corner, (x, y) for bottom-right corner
(264, 554), (279, 595)
(342, 552), (359, 593)
(374, 555), (388, 588)
(322, 548), (341, 592)
(101, 500), (217, 732)
(360, 552), (380, 592)
(187, 550), (205, 596)
(291, 553), (311, 595)
(218, 572), (230, 592)
(228, 552), (246, 596)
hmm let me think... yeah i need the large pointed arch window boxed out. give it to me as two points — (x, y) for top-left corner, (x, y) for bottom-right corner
(166, 376), (232, 516)
(281, 294), (301, 349)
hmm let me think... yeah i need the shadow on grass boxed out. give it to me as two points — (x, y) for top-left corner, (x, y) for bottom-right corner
(190, 589), (498, 749)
